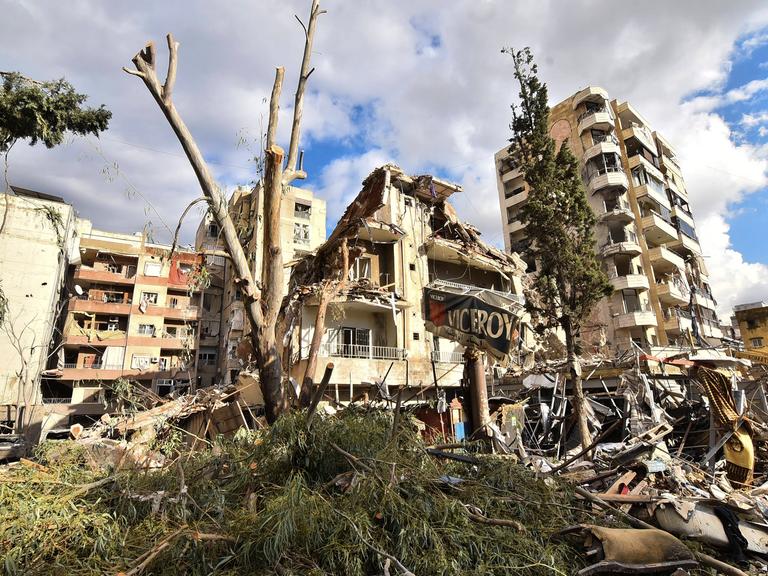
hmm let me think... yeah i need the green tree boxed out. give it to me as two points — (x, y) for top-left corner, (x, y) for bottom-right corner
(504, 47), (612, 451)
(0, 71), (111, 156)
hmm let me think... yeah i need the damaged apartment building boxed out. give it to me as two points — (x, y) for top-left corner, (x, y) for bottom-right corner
(496, 86), (722, 355)
(284, 164), (532, 402)
(194, 184), (327, 387)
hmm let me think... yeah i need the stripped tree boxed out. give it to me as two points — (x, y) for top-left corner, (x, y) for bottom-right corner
(124, 0), (325, 423)
(505, 47), (612, 451)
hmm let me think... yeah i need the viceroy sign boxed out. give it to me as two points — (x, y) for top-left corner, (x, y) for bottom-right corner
(424, 287), (521, 360)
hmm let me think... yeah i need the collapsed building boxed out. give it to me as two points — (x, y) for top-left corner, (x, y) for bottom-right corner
(283, 164), (534, 413)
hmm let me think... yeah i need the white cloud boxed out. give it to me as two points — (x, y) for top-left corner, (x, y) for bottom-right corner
(3, 0), (768, 317)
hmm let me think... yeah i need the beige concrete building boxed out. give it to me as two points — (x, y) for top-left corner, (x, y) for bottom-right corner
(292, 165), (531, 399)
(734, 301), (768, 353)
(0, 188), (79, 436)
(496, 86), (721, 354)
(194, 184), (327, 386)
(42, 224), (204, 425)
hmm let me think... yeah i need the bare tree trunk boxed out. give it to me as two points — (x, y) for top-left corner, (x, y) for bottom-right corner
(299, 282), (333, 406)
(563, 314), (590, 453)
(257, 141), (287, 421)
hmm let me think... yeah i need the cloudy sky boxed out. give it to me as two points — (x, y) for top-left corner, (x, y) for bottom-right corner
(3, 0), (768, 317)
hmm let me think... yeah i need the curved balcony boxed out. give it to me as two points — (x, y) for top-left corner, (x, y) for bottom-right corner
(600, 203), (634, 224)
(572, 86), (610, 110)
(615, 310), (658, 329)
(578, 110), (615, 135)
(600, 238), (642, 258)
(609, 274), (649, 291)
(641, 213), (678, 245)
(584, 140), (621, 163)
(656, 280), (689, 305)
(648, 245), (685, 273)
(586, 168), (629, 195)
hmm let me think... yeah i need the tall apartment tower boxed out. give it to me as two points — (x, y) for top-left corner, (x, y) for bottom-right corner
(495, 86), (722, 354)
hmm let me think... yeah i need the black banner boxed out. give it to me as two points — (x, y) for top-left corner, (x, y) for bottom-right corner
(424, 287), (520, 359)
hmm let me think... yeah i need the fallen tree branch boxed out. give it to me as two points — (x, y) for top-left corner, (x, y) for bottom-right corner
(463, 504), (525, 532)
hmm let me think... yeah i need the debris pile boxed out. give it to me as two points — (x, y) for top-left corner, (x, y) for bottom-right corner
(0, 408), (606, 575)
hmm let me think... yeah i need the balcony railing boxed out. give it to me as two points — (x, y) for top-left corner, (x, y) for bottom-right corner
(294, 210), (311, 220)
(62, 363), (124, 370)
(577, 106), (609, 123)
(41, 398), (73, 404)
(592, 133), (618, 145)
(430, 350), (464, 363)
(319, 342), (407, 360)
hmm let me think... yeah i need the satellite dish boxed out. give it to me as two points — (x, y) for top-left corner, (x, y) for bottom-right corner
(74, 285), (84, 296)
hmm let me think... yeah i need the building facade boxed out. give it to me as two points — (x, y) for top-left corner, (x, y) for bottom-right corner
(0, 188), (79, 437)
(42, 223), (204, 427)
(292, 165), (531, 399)
(194, 184), (327, 386)
(495, 86), (722, 354)
(734, 302), (768, 352)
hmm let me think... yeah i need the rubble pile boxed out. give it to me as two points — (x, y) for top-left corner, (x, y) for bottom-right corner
(0, 405), (627, 576)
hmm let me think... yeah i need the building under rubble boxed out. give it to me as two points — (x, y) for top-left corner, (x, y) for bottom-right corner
(286, 164), (533, 401)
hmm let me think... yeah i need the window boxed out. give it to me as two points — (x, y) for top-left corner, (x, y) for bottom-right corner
(207, 223), (220, 238)
(294, 202), (311, 219)
(503, 183), (525, 200)
(349, 257), (372, 281)
(234, 288), (242, 301)
(751, 337), (764, 348)
(413, 333), (420, 341)
(165, 326), (179, 337)
(107, 318), (120, 332)
(158, 358), (169, 370)
(206, 254), (225, 267)
(339, 327), (370, 358)
(409, 263), (416, 271)
(293, 223), (310, 245)
(131, 355), (152, 369)
(404, 197), (413, 208)
(143, 261), (162, 276)
(138, 324), (156, 336)
(169, 297), (179, 309)
(178, 263), (193, 275)
(198, 351), (217, 366)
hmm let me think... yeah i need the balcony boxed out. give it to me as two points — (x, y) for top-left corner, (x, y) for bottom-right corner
(584, 140), (620, 163)
(664, 309), (692, 334)
(572, 86), (610, 110)
(656, 280), (689, 305)
(694, 292), (717, 311)
(74, 266), (136, 285)
(648, 246), (685, 273)
(615, 310), (658, 329)
(431, 350), (465, 364)
(634, 182), (669, 208)
(628, 154), (665, 185)
(586, 168), (629, 195)
(507, 219), (525, 234)
(144, 304), (201, 321)
(600, 236), (642, 258)
(126, 335), (196, 349)
(701, 318), (723, 340)
(319, 342), (407, 360)
(600, 205), (634, 224)
(669, 231), (701, 256)
(641, 213), (678, 244)
(59, 362), (125, 380)
(72, 297), (132, 316)
(671, 205), (694, 227)
(622, 124), (657, 156)
(609, 273), (649, 291)
(577, 108), (614, 134)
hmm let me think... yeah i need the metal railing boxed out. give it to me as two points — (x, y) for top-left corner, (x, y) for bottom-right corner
(592, 133), (618, 145)
(42, 398), (73, 404)
(319, 342), (407, 360)
(577, 107), (610, 123)
(62, 363), (124, 370)
(430, 350), (464, 363)
(429, 279), (525, 304)
(294, 210), (311, 220)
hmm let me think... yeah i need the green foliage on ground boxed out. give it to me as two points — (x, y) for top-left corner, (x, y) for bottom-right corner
(0, 410), (593, 575)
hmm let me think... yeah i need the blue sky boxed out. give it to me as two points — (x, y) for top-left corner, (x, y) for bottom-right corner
(2, 0), (768, 314)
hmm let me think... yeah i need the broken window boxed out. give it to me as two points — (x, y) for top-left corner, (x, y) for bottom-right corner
(138, 324), (156, 336)
(294, 201), (311, 219)
(141, 292), (158, 305)
(198, 351), (217, 365)
(751, 337), (764, 348)
(349, 257), (372, 281)
(293, 223), (310, 246)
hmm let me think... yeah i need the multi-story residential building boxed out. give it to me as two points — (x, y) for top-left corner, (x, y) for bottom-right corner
(495, 86), (722, 354)
(734, 301), (768, 352)
(43, 222), (204, 424)
(194, 184), (327, 386)
(291, 165), (531, 399)
(0, 187), (79, 438)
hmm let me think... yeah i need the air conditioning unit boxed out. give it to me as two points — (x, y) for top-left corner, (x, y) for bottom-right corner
(150, 357), (159, 363)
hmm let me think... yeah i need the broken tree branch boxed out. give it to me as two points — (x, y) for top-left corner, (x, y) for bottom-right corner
(169, 196), (206, 257)
(283, 0), (325, 185)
